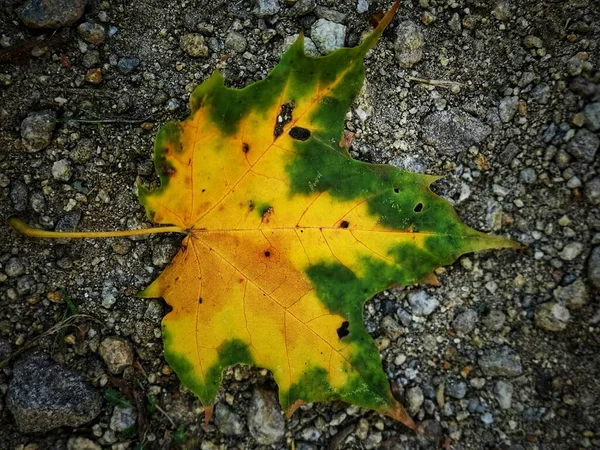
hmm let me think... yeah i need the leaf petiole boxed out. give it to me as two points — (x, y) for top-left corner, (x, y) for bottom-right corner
(8, 217), (187, 239)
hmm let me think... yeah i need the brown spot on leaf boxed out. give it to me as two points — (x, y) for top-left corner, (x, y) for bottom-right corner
(274, 102), (294, 138)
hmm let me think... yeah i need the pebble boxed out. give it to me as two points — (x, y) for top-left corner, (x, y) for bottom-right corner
(165, 98), (181, 111)
(584, 177), (600, 205)
(523, 35), (543, 49)
(495, 381), (513, 409)
(448, 13), (461, 35)
(481, 412), (494, 425)
(224, 31), (247, 54)
(408, 290), (439, 316)
(530, 83), (550, 104)
(117, 57), (140, 75)
(394, 21), (424, 68)
(152, 241), (179, 266)
(314, 7), (346, 23)
(67, 437), (102, 450)
(52, 159), (73, 182)
(0, 338), (11, 360)
(7, 354), (102, 432)
(478, 347), (523, 377)
(535, 302), (570, 331)
(56, 211), (81, 231)
(453, 309), (478, 334)
(566, 129), (599, 162)
(98, 336), (134, 374)
(586, 247), (600, 290)
(180, 33), (209, 58)
(583, 102), (600, 131)
(110, 406), (137, 432)
(492, 2), (513, 21)
(282, 34), (320, 57)
(111, 238), (132, 255)
(255, 0), (280, 17)
(422, 108), (491, 155)
(287, 0), (316, 17)
(247, 389), (285, 445)
(553, 280), (588, 309)
(21, 110), (56, 152)
(311, 19), (346, 55)
(356, 0), (369, 14)
(102, 283), (118, 309)
(519, 167), (537, 184)
(82, 51), (101, 69)
(5, 258), (25, 277)
(446, 381), (467, 399)
(559, 242), (583, 261)
(78, 22), (106, 45)
(215, 403), (245, 436)
(19, 0), (86, 28)
(499, 96), (519, 123)
(10, 181), (28, 211)
(406, 386), (424, 414)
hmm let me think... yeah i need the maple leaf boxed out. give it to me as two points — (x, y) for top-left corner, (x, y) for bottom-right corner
(10, 0), (520, 431)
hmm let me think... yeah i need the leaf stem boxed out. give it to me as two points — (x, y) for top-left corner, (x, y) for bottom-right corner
(9, 217), (187, 239)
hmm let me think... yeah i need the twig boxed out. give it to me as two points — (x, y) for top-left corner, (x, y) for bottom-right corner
(407, 76), (463, 92)
(0, 314), (95, 369)
(60, 117), (153, 124)
(155, 404), (177, 428)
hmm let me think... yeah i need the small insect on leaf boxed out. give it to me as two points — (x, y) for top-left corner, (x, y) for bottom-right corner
(9, 0), (520, 432)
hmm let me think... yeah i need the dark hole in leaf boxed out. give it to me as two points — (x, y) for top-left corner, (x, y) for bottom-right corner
(337, 321), (350, 339)
(198, 297), (203, 304)
(393, 187), (400, 193)
(414, 203), (423, 213)
(274, 102), (294, 138)
(248, 201), (255, 211)
(242, 143), (250, 153)
(340, 220), (349, 228)
(264, 251), (271, 257)
(289, 126), (311, 141)
(202, 189), (206, 193)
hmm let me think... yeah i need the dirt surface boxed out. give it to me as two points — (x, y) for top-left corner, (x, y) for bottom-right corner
(1, 0), (599, 449)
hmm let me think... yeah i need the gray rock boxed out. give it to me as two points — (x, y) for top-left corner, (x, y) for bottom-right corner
(180, 33), (209, 57)
(152, 241), (179, 266)
(81, 49), (101, 68)
(30, 191), (45, 212)
(77, 22), (106, 45)
(422, 108), (491, 155)
(453, 309), (478, 334)
(52, 159), (73, 182)
(567, 129), (599, 162)
(584, 177), (600, 205)
(406, 386), (424, 415)
(117, 57), (140, 75)
(553, 280), (589, 309)
(247, 388), (285, 445)
(523, 35), (543, 49)
(408, 290), (439, 316)
(67, 437), (102, 450)
(314, 7), (346, 23)
(583, 102), (600, 131)
(559, 242), (583, 261)
(10, 180), (28, 211)
(394, 21), (424, 68)
(287, 0), (316, 17)
(21, 110), (56, 152)
(56, 211), (81, 232)
(19, 0), (86, 28)
(224, 31), (247, 54)
(446, 381), (467, 399)
(492, 2), (513, 21)
(520, 167), (537, 184)
(356, 0), (369, 14)
(478, 347), (523, 377)
(495, 380), (513, 409)
(381, 316), (403, 339)
(311, 19), (346, 55)
(71, 139), (93, 163)
(483, 310), (506, 331)
(165, 98), (181, 111)
(499, 96), (519, 123)
(282, 34), (319, 57)
(109, 405), (137, 432)
(255, 0), (280, 17)
(215, 403), (245, 436)
(588, 247), (600, 290)
(7, 354), (102, 433)
(530, 83), (550, 104)
(98, 336), (134, 374)
(5, 258), (25, 277)
(535, 302), (570, 331)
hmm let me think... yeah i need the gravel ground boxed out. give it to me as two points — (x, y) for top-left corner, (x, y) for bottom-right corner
(1, 0), (599, 449)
